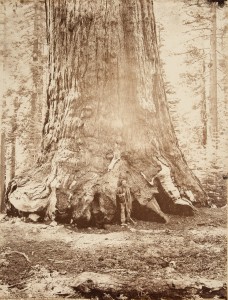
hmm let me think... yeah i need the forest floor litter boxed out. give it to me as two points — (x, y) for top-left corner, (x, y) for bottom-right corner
(0, 208), (226, 300)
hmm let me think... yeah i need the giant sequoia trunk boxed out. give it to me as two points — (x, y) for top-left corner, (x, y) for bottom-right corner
(7, 0), (206, 225)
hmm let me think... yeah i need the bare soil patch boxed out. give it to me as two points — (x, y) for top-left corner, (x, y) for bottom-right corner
(0, 208), (226, 299)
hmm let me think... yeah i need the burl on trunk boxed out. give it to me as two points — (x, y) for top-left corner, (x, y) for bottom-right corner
(6, 0), (205, 226)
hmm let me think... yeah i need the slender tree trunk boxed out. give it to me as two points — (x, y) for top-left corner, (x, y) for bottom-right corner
(9, 134), (16, 182)
(0, 133), (6, 213)
(201, 55), (207, 147)
(205, 3), (219, 206)
(9, 98), (17, 182)
(0, 2), (6, 212)
(7, 0), (205, 225)
(30, 0), (39, 160)
(209, 2), (218, 145)
(29, 0), (45, 162)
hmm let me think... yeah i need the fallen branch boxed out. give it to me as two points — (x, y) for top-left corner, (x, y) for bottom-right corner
(128, 217), (137, 225)
(8, 280), (27, 289)
(54, 260), (72, 264)
(65, 294), (80, 299)
(6, 251), (31, 263)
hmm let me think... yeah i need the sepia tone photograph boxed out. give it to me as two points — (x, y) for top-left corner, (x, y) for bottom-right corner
(0, 0), (227, 299)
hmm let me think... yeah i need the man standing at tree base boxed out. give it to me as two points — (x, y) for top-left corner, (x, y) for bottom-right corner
(116, 179), (133, 226)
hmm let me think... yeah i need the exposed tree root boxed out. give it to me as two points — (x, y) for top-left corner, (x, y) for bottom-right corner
(5, 251), (31, 263)
(6, 152), (200, 227)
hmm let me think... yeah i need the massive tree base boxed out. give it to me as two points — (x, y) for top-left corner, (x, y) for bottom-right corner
(6, 150), (203, 227)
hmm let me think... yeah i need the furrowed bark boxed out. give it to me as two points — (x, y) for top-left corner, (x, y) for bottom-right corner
(7, 0), (206, 225)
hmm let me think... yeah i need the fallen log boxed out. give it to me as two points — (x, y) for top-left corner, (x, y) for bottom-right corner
(70, 272), (227, 299)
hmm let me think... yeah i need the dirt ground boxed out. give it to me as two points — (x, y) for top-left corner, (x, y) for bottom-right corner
(0, 207), (227, 300)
